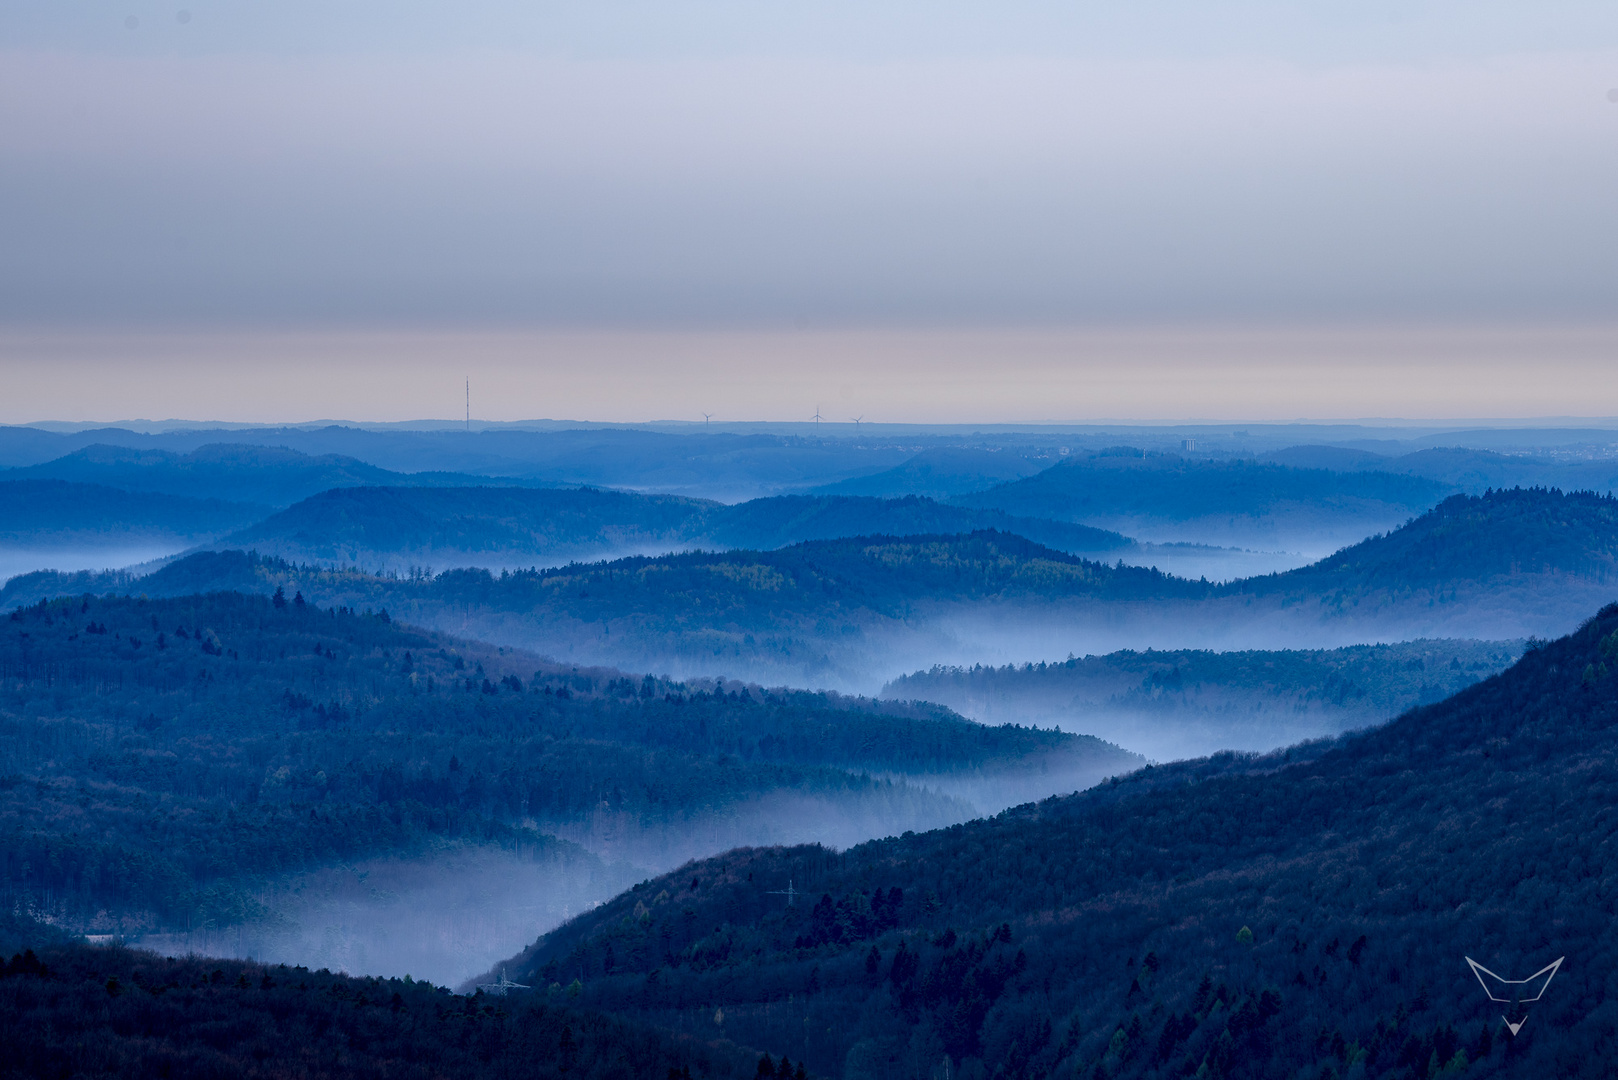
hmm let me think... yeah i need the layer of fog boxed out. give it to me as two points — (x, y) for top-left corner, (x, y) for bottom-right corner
(1079, 514), (1417, 565)
(132, 776), (1113, 987)
(131, 845), (637, 990)
(226, 536), (1313, 587)
(434, 582), (1613, 701)
(999, 709), (1353, 764)
(888, 755), (1143, 819)
(1109, 543), (1313, 583)
(0, 544), (181, 585)
(544, 784), (980, 872)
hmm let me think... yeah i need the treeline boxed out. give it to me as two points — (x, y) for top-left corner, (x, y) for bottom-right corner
(955, 448), (1447, 522)
(2, 442), (515, 508)
(886, 639), (1519, 725)
(1242, 486), (1618, 594)
(0, 589), (1134, 933)
(0, 480), (265, 543)
(0, 937), (755, 1080)
(223, 487), (1133, 569)
(0, 535), (1208, 684)
(491, 603), (1618, 1079)
(6, 488), (1613, 688)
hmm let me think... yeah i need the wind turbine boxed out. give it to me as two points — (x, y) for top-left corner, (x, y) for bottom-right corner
(811, 406), (824, 426)
(702, 412), (713, 430)
(851, 415), (864, 431)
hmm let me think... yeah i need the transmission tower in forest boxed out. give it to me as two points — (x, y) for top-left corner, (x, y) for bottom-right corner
(477, 968), (531, 996)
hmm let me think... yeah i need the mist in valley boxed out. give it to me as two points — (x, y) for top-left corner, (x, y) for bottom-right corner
(122, 771), (1099, 988)
(127, 846), (639, 990)
(1073, 512), (1416, 565)
(0, 545), (178, 586)
(271, 539), (1317, 590)
(1105, 543), (1314, 583)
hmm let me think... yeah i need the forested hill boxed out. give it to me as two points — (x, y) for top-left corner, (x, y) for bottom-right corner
(1264, 444), (1618, 496)
(0, 939), (760, 1080)
(492, 604), (1618, 1080)
(953, 448), (1449, 551)
(697, 495), (1129, 557)
(222, 485), (713, 566)
(8, 490), (1617, 685)
(2, 443), (528, 508)
(1236, 487), (1618, 597)
(220, 486), (1132, 569)
(811, 447), (1051, 499)
(0, 589), (1136, 937)
(0, 480), (266, 544)
(883, 639), (1520, 759)
(0, 534), (1201, 687)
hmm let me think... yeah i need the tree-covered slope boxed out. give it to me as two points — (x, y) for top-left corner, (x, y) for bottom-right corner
(3, 443), (529, 509)
(490, 604), (1618, 1080)
(812, 448), (1054, 500)
(9, 489), (1617, 685)
(219, 487), (1132, 571)
(224, 485), (715, 566)
(1264, 444), (1618, 496)
(697, 495), (1129, 557)
(0, 940), (759, 1080)
(0, 480), (267, 545)
(0, 589), (1135, 940)
(1240, 487), (1618, 597)
(883, 639), (1520, 759)
(954, 448), (1451, 551)
(1, 535), (1201, 687)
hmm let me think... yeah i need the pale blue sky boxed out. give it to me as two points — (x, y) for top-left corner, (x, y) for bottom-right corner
(3, 2), (1616, 330)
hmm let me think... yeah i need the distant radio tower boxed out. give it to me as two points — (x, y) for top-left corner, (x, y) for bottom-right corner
(465, 378), (470, 431)
(767, 879), (799, 906)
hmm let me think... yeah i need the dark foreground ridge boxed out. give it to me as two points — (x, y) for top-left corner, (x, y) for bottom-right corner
(0, 937), (757, 1080)
(488, 602), (1618, 1079)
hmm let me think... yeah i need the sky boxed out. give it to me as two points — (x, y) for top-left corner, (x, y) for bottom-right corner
(2, 2), (1617, 421)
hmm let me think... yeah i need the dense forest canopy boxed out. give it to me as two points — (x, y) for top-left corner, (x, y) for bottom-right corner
(1242, 487), (1618, 594)
(4, 488), (1613, 688)
(0, 534), (1205, 687)
(1264, 444), (1618, 496)
(811, 448), (1053, 500)
(884, 639), (1520, 758)
(2, 443), (536, 509)
(0, 935), (760, 1080)
(951, 449), (1451, 550)
(221, 487), (1132, 571)
(488, 603), (1618, 1079)
(4, 415), (1618, 1077)
(0, 589), (1133, 941)
(0, 480), (267, 544)
(0, 428), (927, 504)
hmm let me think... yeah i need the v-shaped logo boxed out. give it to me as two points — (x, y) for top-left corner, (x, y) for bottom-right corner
(1465, 956), (1563, 1035)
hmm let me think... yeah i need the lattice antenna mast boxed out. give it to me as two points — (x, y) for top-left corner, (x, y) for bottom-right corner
(766, 879), (798, 905)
